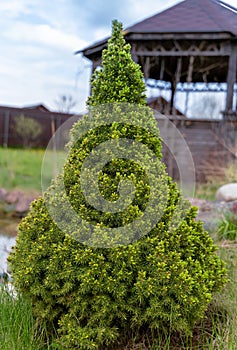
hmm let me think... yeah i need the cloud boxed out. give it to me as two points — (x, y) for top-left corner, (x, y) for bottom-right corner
(0, 0), (33, 18)
(0, 0), (87, 111)
(3, 22), (85, 52)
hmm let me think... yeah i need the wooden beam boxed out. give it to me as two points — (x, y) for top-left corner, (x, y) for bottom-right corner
(135, 50), (229, 57)
(198, 61), (227, 74)
(81, 34), (232, 59)
(226, 43), (237, 112)
(127, 33), (232, 41)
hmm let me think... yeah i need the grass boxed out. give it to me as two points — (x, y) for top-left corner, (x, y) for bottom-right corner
(0, 147), (64, 193)
(217, 213), (237, 241)
(0, 147), (45, 192)
(0, 286), (50, 350)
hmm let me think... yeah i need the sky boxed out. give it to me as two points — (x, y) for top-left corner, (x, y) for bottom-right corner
(1, 0), (237, 114)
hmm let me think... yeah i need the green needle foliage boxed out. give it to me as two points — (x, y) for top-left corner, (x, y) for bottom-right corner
(9, 20), (227, 350)
(87, 20), (146, 106)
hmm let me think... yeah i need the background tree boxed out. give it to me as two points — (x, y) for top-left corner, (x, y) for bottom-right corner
(9, 20), (227, 350)
(14, 114), (42, 147)
(54, 93), (77, 113)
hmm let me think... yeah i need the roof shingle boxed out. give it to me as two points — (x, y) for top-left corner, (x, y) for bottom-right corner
(126, 0), (237, 36)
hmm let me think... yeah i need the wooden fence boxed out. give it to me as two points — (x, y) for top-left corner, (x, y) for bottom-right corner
(0, 106), (81, 148)
(158, 114), (237, 182)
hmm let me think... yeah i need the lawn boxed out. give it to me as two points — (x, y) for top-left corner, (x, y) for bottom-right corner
(0, 148), (45, 191)
(0, 147), (64, 193)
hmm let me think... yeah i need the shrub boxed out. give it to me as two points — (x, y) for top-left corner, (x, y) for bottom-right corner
(87, 20), (146, 107)
(14, 114), (42, 147)
(9, 20), (227, 349)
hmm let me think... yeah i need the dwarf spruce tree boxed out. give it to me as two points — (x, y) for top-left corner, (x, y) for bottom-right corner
(9, 20), (227, 350)
(87, 20), (146, 106)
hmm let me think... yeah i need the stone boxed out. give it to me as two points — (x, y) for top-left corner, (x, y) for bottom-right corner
(5, 190), (22, 204)
(189, 198), (212, 212)
(15, 195), (33, 214)
(230, 200), (237, 215)
(0, 188), (8, 202)
(216, 183), (237, 202)
(1, 189), (40, 216)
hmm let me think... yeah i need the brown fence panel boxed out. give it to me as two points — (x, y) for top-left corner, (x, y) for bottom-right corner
(0, 106), (81, 148)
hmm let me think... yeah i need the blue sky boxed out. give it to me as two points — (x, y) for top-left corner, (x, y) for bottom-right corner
(0, 0), (237, 113)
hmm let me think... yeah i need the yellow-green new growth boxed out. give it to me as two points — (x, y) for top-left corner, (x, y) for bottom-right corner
(8, 19), (228, 350)
(87, 20), (146, 106)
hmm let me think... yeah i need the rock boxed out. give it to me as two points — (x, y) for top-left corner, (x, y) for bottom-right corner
(216, 183), (237, 202)
(230, 200), (237, 215)
(15, 193), (37, 214)
(0, 188), (8, 202)
(188, 198), (212, 212)
(1, 188), (40, 216)
(5, 190), (22, 204)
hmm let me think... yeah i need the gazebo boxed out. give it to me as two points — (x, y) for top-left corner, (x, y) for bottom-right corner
(79, 0), (237, 116)
(78, 0), (237, 180)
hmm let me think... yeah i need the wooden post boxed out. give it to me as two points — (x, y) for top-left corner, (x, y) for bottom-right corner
(170, 83), (175, 114)
(144, 57), (150, 80)
(167, 58), (182, 178)
(51, 116), (57, 179)
(160, 58), (165, 80)
(187, 56), (194, 83)
(131, 43), (139, 63)
(91, 59), (97, 75)
(185, 56), (194, 116)
(89, 60), (97, 94)
(56, 116), (62, 149)
(171, 57), (182, 115)
(226, 43), (237, 113)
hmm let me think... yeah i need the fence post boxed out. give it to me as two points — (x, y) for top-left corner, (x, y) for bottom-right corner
(3, 111), (10, 148)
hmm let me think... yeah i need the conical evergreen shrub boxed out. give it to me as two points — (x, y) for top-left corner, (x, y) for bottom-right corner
(87, 21), (146, 106)
(9, 21), (227, 350)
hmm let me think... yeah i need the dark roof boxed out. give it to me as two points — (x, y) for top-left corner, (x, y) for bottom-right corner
(126, 0), (237, 36)
(79, 0), (237, 57)
(0, 104), (75, 117)
(24, 103), (50, 112)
